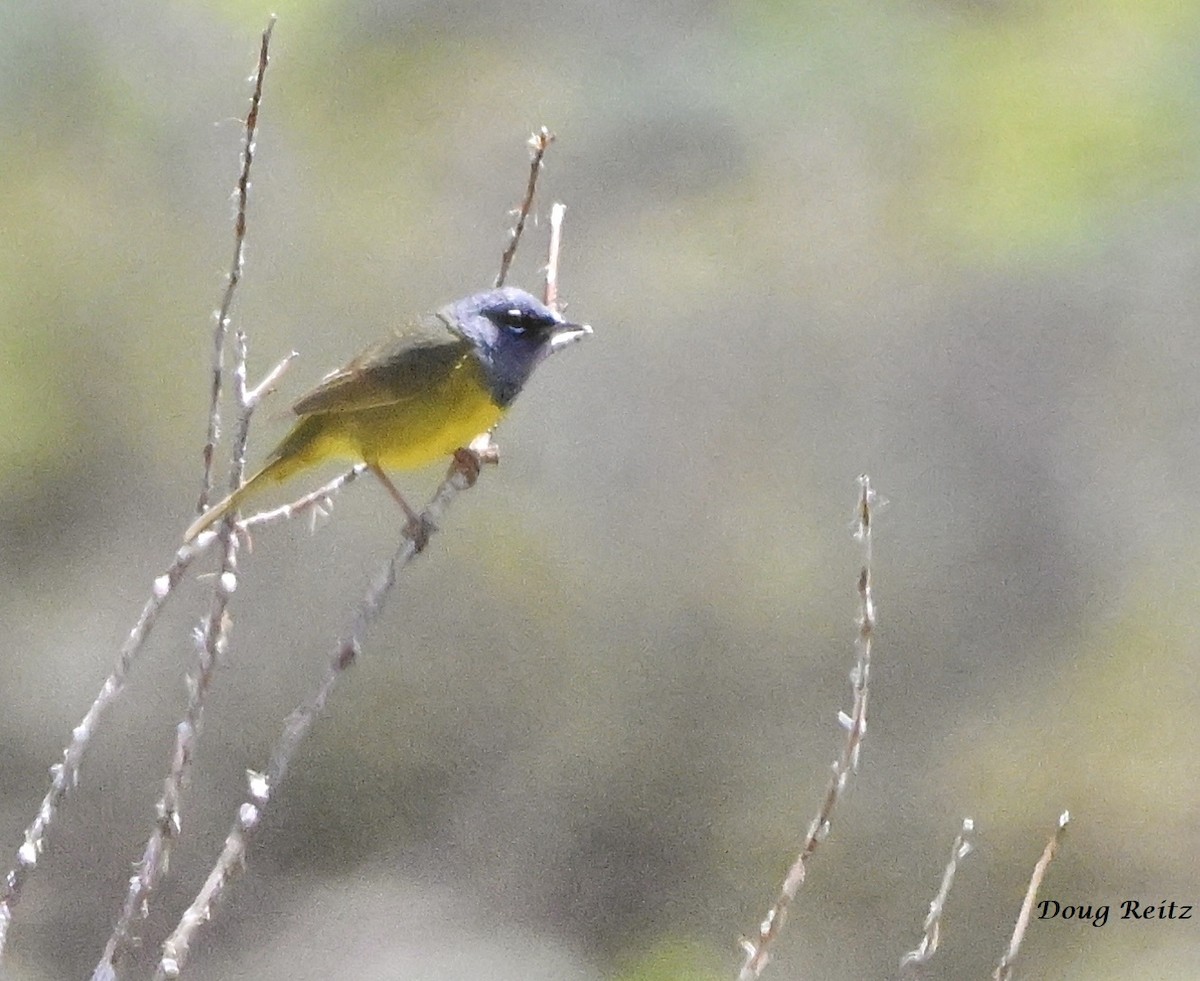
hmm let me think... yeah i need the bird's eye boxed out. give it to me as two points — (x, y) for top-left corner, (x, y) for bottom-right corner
(492, 307), (538, 333)
(487, 298), (557, 334)
(502, 308), (526, 331)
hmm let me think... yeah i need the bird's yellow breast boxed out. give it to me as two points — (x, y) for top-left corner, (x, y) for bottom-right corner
(312, 354), (504, 470)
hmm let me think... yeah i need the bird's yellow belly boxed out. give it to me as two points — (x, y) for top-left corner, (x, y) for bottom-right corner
(318, 358), (503, 471)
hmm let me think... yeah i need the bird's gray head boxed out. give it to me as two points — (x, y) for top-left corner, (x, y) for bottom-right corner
(440, 287), (591, 407)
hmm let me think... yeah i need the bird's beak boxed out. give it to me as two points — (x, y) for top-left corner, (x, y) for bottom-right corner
(549, 321), (592, 353)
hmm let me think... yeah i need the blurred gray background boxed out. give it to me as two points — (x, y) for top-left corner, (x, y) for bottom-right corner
(1, 1), (1198, 979)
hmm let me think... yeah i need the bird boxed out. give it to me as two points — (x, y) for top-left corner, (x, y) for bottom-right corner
(185, 287), (590, 542)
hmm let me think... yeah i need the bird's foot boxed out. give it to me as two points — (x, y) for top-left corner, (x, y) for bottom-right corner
(405, 512), (436, 553)
(453, 434), (500, 488)
(452, 447), (483, 487)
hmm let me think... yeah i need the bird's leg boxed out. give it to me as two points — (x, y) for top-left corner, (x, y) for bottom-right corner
(368, 462), (432, 551)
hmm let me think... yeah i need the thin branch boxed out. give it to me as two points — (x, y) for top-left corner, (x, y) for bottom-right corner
(993, 811), (1070, 981)
(155, 124), (567, 975)
(92, 22), (277, 976)
(153, 437), (499, 981)
(544, 201), (566, 312)
(494, 126), (554, 288)
(226, 329), (262, 492)
(0, 548), (199, 961)
(246, 349), (298, 406)
(198, 15), (275, 513)
(247, 464), (368, 534)
(899, 818), (975, 978)
(737, 474), (880, 980)
(92, 533), (241, 979)
(185, 463), (371, 555)
(0, 24), (278, 965)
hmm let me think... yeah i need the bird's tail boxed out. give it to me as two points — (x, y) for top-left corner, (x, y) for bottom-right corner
(184, 466), (265, 542)
(184, 449), (306, 542)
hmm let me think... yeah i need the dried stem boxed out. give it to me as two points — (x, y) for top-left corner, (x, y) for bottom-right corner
(0, 17), (277, 968)
(544, 201), (566, 312)
(155, 119), (566, 977)
(736, 474), (879, 980)
(993, 811), (1070, 981)
(153, 439), (498, 980)
(254, 464), (369, 535)
(245, 348), (298, 406)
(198, 16), (275, 513)
(92, 537), (241, 979)
(0, 549), (199, 961)
(91, 22), (276, 977)
(185, 463), (370, 554)
(899, 818), (975, 978)
(494, 126), (554, 288)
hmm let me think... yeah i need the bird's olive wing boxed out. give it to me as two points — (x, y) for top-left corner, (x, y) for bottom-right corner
(292, 321), (472, 416)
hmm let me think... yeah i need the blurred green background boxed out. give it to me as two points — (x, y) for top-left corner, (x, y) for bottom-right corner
(1, 1), (1198, 978)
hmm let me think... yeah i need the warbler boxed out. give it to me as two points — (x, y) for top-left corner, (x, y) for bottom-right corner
(185, 287), (590, 541)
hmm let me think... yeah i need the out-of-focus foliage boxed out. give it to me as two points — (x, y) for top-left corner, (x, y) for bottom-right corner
(1, 1), (1198, 979)
(912, 0), (1200, 260)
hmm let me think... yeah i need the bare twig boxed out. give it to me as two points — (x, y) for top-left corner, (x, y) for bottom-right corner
(0, 18), (278, 968)
(0, 549), (199, 961)
(544, 201), (566, 312)
(153, 437), (499, 980)
(737, 474), (879, 980)
(225, 332), (285, 498)
(92, 534), (241, 979)
(899, 818), (975, 978)
(198, 16), (275, 513)
(185, 463), (371, 555)
(246, 349), (298, 406)
(252, 464), (368, 533)
(156, 120), (570, 975)
(494, 126), (554, 288)
(92, 22), (277, 976)
(993, 811), (1070, 981)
